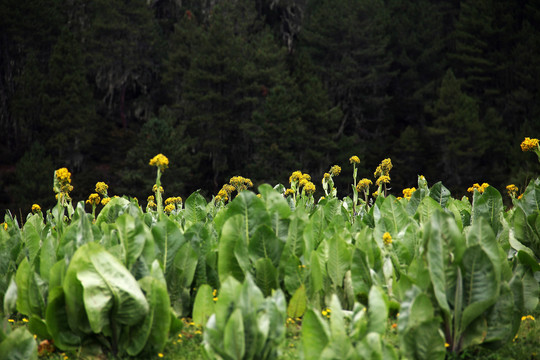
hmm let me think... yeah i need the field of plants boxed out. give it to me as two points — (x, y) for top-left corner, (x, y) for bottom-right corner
(1, 140), (539, 360)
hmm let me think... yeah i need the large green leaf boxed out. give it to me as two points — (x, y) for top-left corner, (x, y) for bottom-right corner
(95, 197), (133, 227)
(218, 215), (246, 282)
(184, 191), (208, 225)
(123, 261), (171, 356)
(192, 284), (215, 327)
(63, 242), (148, 335)
(326, 234), (353, 287)
(287, 285), (307, 318)
(115, 213), (151, 270)
(460, 245), (498, 332)
(425, 211), (465, 315)
(429, 181), (451, 208)
(223, 308), (245, 360)
(367, 286), (388, 334)
(286, 209), (308, 258)
(15, 258), (46, 318)
(152, 216), (184, 276)
(227, 191), (270, 240)
(484, 282), (519, 347)
(378, 195), (410, 235)
(472, 186), (503, 237)
(401, 319), (446, 360)
(22, 221), (40, 266)
(39, 233), (57, 282)
(414, 196), (443, 224)
(301, 308), (330, 360)
(254, 258), (278, 297)
(45, 287), (81, 350)
(0, 326), (37, 360)
(249, 225), (282, 266)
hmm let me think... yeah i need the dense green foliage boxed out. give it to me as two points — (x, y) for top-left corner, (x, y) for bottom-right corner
(0, 156), (539, 358)
(1, 0), (540, 213)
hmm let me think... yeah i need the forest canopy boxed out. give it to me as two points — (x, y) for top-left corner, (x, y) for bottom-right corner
(1, 0), (539, 214)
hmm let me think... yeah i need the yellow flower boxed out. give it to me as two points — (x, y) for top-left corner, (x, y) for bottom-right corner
(22, 318), (28, 323)
(376, 175), (391, 186)
(330, 165), (341, 176)
(95, 182), (108, 196)
(321, 308), (331, 318)
(164, 204), (175, 214)
(374, 158), (392, 178)
(506, 184), (519, 197)
(299, 178), (308, 187)
(445, 343), (450, 348)
(383, 232), (392, 245)
(31, 204), (41, 213)
(468, 183), (489, 194)
(101, 197), (111, 206)
(356, 178), (372, 192)
(304, 181), (316, 195)
(520, 137), (539, 152)
(284, 188), (295, 197)
(289, 171), (303, 183)
(323, 172), (331, 180)
(402, 187), (416, 200)
(349, 156), (360, 164)
(7, 319), (14, 323)
(86, 193), (101, 206)
(372, 190), (379, 197)
(158, 353), (164, 358)
(301, 173), (311, 182)
(55, 167), (72, 183)
(148, 195), (155, 202)
(230, 176), (253, 191)
(1, 223), (7, 231)
(149, 154), (169, 171)
(153, 184), (164, 193)
(521, 315), (535, 321)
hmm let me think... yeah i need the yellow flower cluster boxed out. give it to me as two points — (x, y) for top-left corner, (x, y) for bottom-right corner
(147, 195), (157, 210)
(383, 232), (392, 245)
(374, 158), (392, 178)
(520, 137), (539, 152)
(229, 176), (253, 192)
(506, 184), (519, 197)
(289, 171), (303, 183)
(164, 204), (175, 214)
(165, 196), (182, 206)
(86, 193), (101, 206)
(402, 187), (416, 200)
(323, 172), (331, 181)
(31, 204), (41, 213)
(376, 175), (391, 186)
(213, 289), (218, 302)
(349, 155), (360, 164)
(2, 223), (7, 231)
(521, 315), (535, 321)
(321, 308), (331, 319)
(153, 184), (164, 193)
(284, 188), (295, 197)
(304, 181), (316, 195)
(101, 198), (111, 206)
(330, 165), (341, 176)
(149, 154), (169, 172)
(54, 167), (74, 198)
(215, 189), (229, 203)
(95, 182), (108, 196)
(467, 183), (490, 193)
(356, 178), (372, 192)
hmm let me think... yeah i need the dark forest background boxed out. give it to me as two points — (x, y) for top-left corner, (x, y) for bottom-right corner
(1, 0), (540, 215)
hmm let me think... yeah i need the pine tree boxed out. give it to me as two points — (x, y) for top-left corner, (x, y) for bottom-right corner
(40, 28), (97, 171)
(426, 69), (488, 190)
(298, 0), (394, 168)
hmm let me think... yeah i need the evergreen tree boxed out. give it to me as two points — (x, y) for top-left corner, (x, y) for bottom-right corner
(426, 69), (488, 190)
(298, 0), (394, 167)
(40, 28), (97, 174)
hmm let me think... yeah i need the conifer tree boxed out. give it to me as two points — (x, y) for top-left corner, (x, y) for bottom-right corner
(426, 69), (488, 190)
